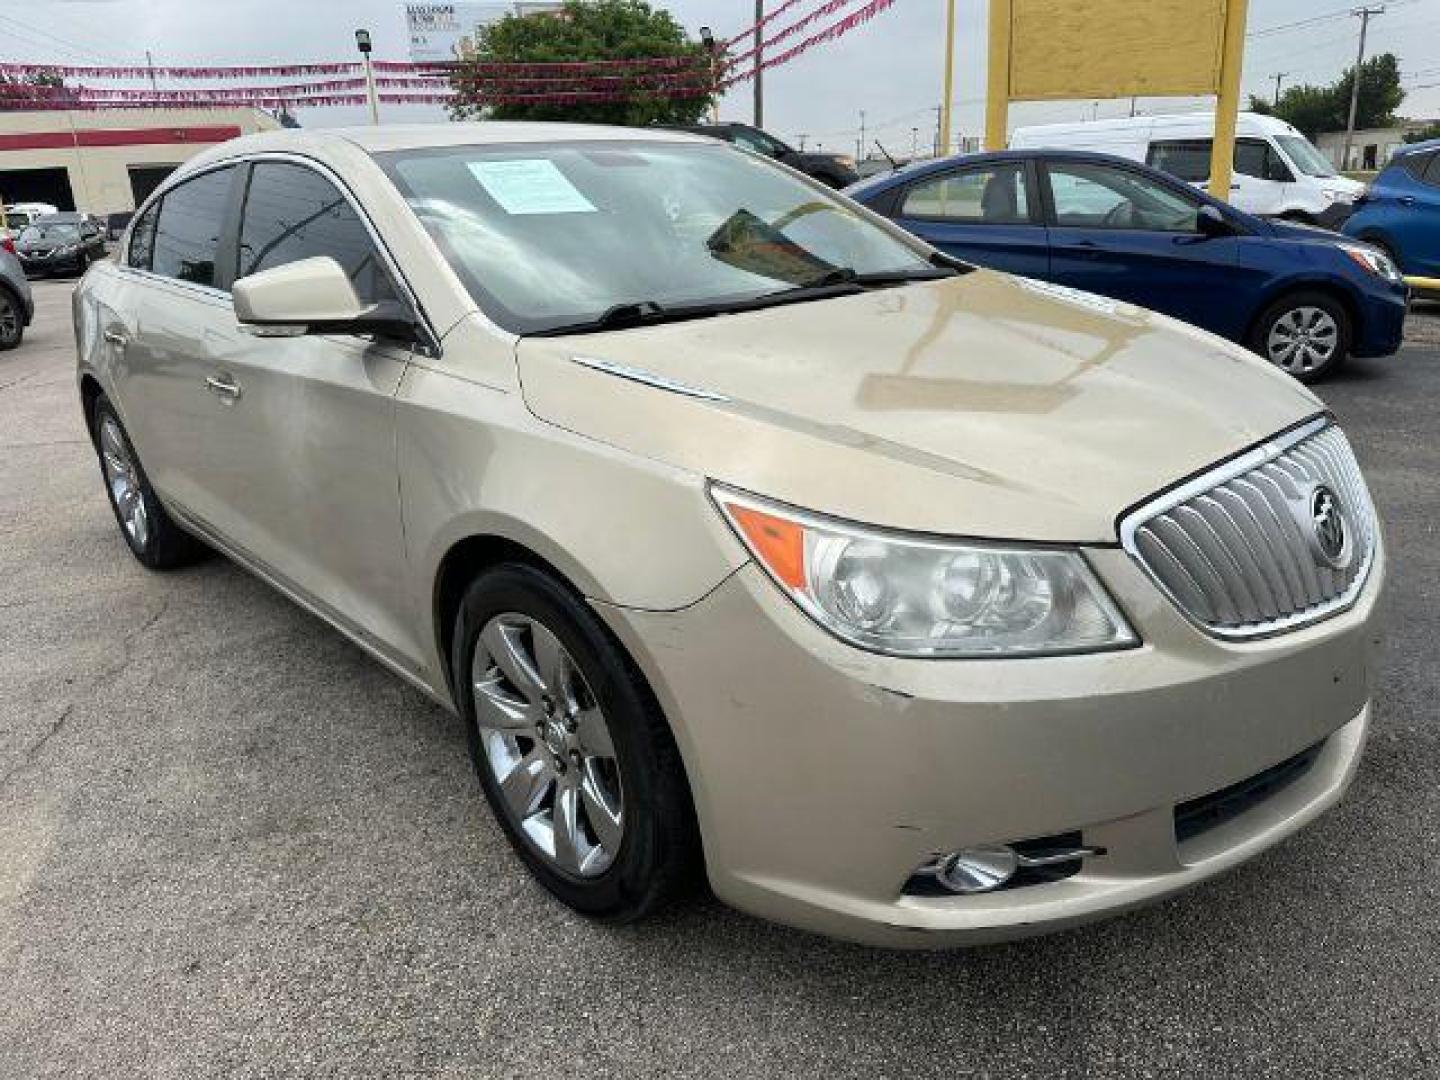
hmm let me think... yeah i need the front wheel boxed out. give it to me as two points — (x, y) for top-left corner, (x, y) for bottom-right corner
(1248, 291), (1351, 382)
(452, 563), (699, 922)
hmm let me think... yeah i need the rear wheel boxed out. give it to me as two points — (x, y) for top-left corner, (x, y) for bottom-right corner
(1249, 290), (1351, 382)
(0, 288), (23, 350)
(91, 395), (206, 569)
(452, 563), (699, 921)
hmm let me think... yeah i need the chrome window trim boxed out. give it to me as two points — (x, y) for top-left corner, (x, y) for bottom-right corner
(1118, 415), (1379, 641)
(124, 151), (442, 357)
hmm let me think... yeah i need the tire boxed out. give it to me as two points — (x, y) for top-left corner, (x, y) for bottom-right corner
(1248, 290), (1352, 383)
(90, 394), (206, 569)
(451, 563), (699, 922)
(0, 287), (23, 350)
(74, 250), (89, 276)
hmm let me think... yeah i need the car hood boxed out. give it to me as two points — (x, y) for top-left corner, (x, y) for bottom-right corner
(515, 272), (1322, 543)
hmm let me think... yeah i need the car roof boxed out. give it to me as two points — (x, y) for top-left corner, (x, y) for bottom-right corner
(204, 121), (710, 158)
(847, 148), (1150, 195)
(1392, 137), (1440, 158)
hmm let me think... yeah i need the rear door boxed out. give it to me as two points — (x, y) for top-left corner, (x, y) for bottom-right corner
(113, 163), (245, 527)
(888, 160), (1048, 277)
(1402, 153), (1440, 276)
(1040, 158), (1250, 336)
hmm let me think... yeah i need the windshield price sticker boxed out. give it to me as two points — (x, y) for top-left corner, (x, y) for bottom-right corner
(468, 159), (598, 215)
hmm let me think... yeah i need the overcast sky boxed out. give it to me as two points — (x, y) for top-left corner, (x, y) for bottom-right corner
(13, 0), (1440, 151)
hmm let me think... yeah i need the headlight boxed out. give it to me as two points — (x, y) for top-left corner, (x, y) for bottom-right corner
(1340, 242), (1403, 283)
(1322, 188), (1356, 204)
(712, 487), (1137, 658)
(834, 155), (857, 168)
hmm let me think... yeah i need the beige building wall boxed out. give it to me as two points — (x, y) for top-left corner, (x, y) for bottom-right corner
(0, 107), (281, 214)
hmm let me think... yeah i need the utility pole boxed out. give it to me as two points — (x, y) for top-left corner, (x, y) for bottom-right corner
(798, 133), (808, 150)
(857, 110), (866, 162)
(1342, 6), (1384, 172)
(1271, 71), (1287, 105)
(933, 105), (943, 155)
(939, 0), (956, 155)
(753, 0), (764, 128)
(1128, 96), (1137, 117)
(910, 126), (919, 159)
(145, 50), (157, 94)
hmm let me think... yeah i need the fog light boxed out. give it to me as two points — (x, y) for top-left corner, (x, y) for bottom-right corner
(935, 845), (1020, 894)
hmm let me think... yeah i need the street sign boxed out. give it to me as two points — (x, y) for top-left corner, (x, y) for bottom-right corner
(404, 2), (564, 63)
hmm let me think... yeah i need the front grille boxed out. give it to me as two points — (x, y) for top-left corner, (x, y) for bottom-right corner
(1120, 419), (1377, 639)
(1174, 741), (1325, 843)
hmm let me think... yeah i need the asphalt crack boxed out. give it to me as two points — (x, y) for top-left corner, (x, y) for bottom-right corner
(0, 704), (74, 793)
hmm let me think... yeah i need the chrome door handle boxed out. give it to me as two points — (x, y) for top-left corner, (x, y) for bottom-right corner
(1398, 196), (1416, 206)
(102, 328), (128, 348)
(205, 373), (242, 401)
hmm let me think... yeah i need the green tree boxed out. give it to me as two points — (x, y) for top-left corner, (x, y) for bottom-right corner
(1268, 53), (1406, 136)
(448, 0), (721, 126)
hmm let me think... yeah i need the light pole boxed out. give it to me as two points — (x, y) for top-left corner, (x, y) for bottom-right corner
(858, 109), (866, 162)
(753, 0), (764, 128)
(355, 28), (380, 126)
(700, 26), (720, 123)
(1271, 71), (1287, 106)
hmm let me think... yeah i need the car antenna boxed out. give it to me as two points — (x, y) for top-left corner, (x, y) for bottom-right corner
(874, 140), (899, 172)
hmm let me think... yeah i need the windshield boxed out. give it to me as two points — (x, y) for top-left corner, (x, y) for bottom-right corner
(379, 141), (933, 335)
(18, 223), (79, 243)
(1275, 134), (1337, 178)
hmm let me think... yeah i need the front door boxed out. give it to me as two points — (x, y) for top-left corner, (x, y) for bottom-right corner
(198, 159), (422, 666)
(889, 160), (1049, 278)
(1041, 159), (1244, 334)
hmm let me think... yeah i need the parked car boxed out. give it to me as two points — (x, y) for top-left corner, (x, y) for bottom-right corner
(848, 149), (1407, 380)
(659, 121), (860, 187)
(1342, 137), (1440, 284)
(15, 215), (106, 277)
(0, 241), (34, 349)
(7, 200), (59, 220)
(1011, 112), (1363, 225)
(76, 125), (1383, 948)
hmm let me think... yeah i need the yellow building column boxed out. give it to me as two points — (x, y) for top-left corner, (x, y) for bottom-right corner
(985, 0), (1012, 151)
(1207, 0), (1250, 201)
(939, 0), (957, 156)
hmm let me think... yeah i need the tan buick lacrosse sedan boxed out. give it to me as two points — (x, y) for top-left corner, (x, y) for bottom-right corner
(74, 124), (1383, 947)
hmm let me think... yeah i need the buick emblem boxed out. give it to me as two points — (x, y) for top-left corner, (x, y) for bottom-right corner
(1308, 485), (1349, 570)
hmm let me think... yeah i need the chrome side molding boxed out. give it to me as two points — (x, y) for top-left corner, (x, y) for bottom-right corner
(572, 355), (729, 403)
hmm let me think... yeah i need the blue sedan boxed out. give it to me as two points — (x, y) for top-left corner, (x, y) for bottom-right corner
(1343, 137), (1440, 284)
(848, 150), (1408, 381)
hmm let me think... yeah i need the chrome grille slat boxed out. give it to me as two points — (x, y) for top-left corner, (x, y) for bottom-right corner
(1119, 419), (1378, 639)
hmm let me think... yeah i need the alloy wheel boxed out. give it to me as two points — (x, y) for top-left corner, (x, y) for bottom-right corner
(471, 613), (625, 878)
(1265, 306), (1339, 375)
(98, 415), (149, 548)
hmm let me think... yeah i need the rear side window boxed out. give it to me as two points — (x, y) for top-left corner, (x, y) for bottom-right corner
(237, 162), (396, 305)
(1398, 151), (1433, 180)
(127, 201), (159, 270)
(151, 166), (238, 288)
(1147, 139), (1211, 182)
(900, 163), (1032, 224)
(1423, 154), (1440, 187)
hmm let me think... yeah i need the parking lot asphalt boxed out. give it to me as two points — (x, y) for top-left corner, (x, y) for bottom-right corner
(2, 278), (1438, 1079)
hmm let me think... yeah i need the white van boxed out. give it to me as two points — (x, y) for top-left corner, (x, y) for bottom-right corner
(1010, 112), (1364, 223)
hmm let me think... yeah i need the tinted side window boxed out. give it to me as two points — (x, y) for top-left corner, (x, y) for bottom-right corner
(900, 164), (1032, 224)
(1147, 139), (1211, 182)
(238, 163), (396, 304)
(1398, 151), (1432, 180)
(1422, 153), (1440, 187)
(152, 167), (238, 288)
(1048, 162), (1201, 232)
(127, 201), (159, 270)
(1236, 139), (1276, 180)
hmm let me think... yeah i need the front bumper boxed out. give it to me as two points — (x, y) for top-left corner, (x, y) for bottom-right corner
(1352, 281), (1409, 358)
(597, 542), (1383, 948)
(18, 252), (84, 276)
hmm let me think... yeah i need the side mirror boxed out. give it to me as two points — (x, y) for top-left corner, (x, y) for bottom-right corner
(233, 255), (417, 341)
(1196, 204), (1236, 238)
